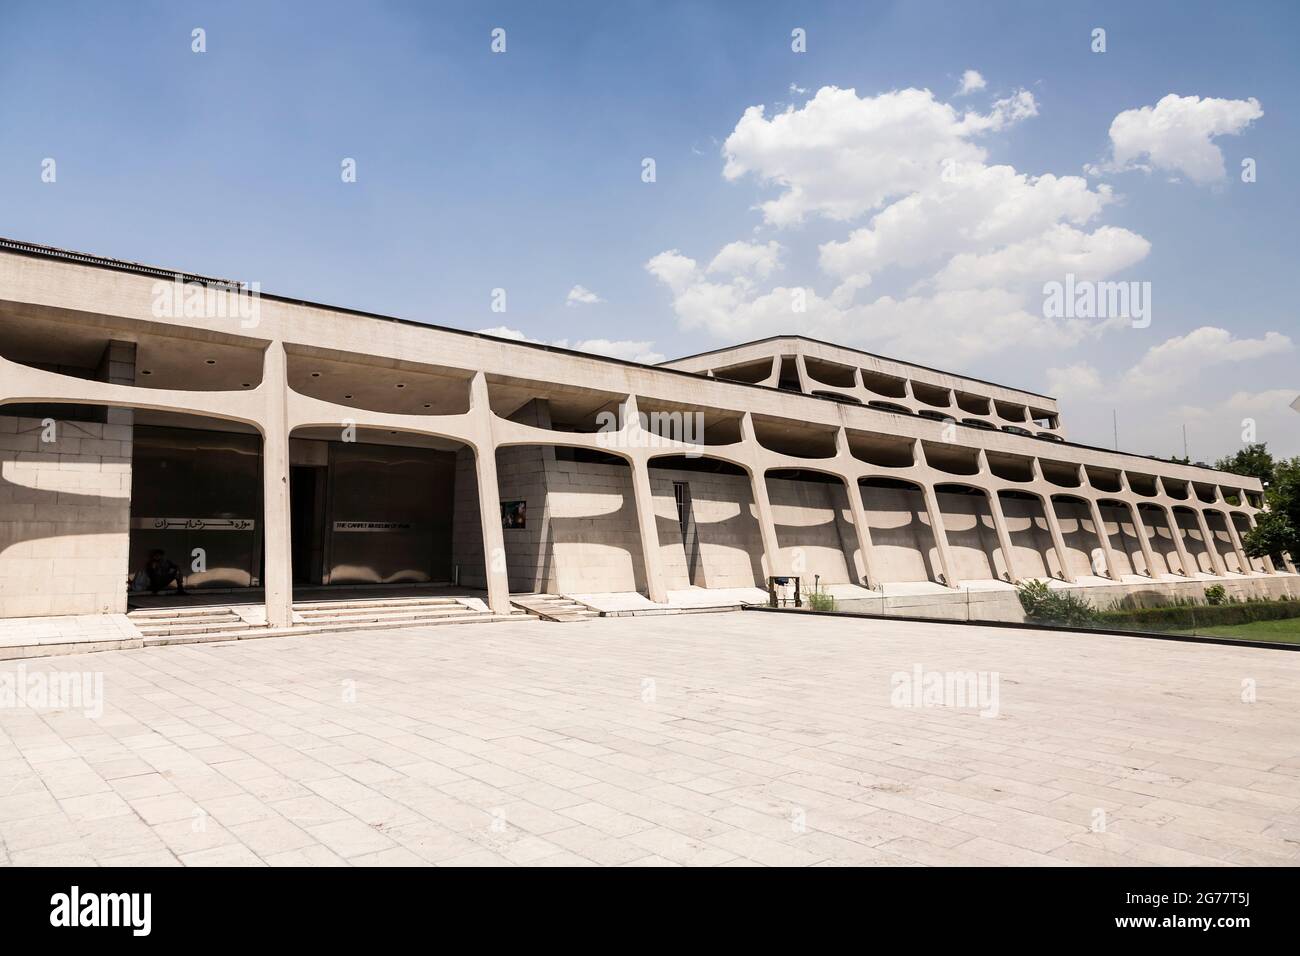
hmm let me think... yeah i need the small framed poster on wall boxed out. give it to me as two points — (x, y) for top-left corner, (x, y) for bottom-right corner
(500, 500), (526, 529)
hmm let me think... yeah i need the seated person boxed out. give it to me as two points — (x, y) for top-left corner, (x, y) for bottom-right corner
(141, 549), (188, 596)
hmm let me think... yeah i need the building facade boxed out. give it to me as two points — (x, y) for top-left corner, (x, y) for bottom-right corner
(0, 238), (1293, 629)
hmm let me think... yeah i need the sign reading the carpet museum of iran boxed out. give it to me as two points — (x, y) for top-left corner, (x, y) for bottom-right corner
(332, 521), (415, 532)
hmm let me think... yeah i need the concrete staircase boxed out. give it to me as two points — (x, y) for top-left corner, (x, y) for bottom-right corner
(127, 605), (263, 643)
(292, 596), (506, 629)
(511, 593), (600, 622)
(127, 596), (519, 647)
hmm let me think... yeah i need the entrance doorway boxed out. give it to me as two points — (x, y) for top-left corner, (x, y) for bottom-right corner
(674, 480), (701, 585)
(290, 465), (326, 586)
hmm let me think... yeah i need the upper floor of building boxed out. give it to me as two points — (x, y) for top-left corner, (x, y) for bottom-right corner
(660, 335), (1063, 439)
(0, 237), (1262, 509)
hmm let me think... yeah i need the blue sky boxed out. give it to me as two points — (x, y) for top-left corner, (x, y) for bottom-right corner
(2, 0), (1296, 459)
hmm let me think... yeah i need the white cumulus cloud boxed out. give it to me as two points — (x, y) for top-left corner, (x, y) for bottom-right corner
(565, 284), (604, 306)
(721, 85), (1039, 226)
(1091, 93), (1263, 184)
(956, 69), (986, 96)
(648, 82), (1145, 366)
(1122, 326), (1291, 395)
(706, 240), (783, 280)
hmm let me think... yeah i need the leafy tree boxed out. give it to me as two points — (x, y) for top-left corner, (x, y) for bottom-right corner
(1243, 456), (1300, 560)
(1210, 442), (1296, 561)
(1213, 443), (1276, 486)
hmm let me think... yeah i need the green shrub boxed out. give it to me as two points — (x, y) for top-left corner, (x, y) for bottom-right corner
(1204, 584), (1227, 606)
(806, 590), (837, 612)
(1016, 580), (1101, 627)
(1095, 597), (1300, 632)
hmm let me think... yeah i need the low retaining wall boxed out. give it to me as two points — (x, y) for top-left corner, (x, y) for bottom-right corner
(836, 574), (1300, 623)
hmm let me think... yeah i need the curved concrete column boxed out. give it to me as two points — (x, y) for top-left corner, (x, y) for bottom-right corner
(1194, 508), (1228, 577)
(1216, 496), (1253, 575)
(1080, 466), (1123, 580)
(835, 429), (876, 588)
(919, 481), (959, 589)
(792, 350), (811, 393)
(1031, 461), (1075, 583)
(985, 490), (1020, 583)
(1223, 512), (1252, 575)
(1127, 501), (1161, 579)
(1085, 495), (1123, 581)
(1245, 514), (1277, 573)
(260, 343), (294, 627)
(622, 396), (669, 604)
(469, 372), (512, 614)
(1163, 505), (1196, 577)
(741, 413), (784, 580)
(977, 452), (1018, 583)
(914, 441), (959, 589)
(763, 355), (781, 388)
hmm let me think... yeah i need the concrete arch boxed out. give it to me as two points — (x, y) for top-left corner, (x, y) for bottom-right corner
(998, 490), (1066, 581)
(933, 483), (1009, 583)
(643, 452), (766, 590)
(858, 476), (946, 586)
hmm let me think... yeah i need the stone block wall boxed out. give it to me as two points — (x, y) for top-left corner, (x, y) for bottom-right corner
(860, 485), (940, 584)
(935, 490), (1006, 583)
(0, 341), (135, 618)
(648, 467), (764, 590)
(0, 415), (133, 616)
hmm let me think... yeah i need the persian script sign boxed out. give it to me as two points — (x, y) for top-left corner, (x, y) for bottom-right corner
(131, 517), (256, 531)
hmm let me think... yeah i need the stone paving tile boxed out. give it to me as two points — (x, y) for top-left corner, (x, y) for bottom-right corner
(2, 612), (1299, 866)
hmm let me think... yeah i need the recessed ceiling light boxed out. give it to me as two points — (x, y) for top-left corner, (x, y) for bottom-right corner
(395, 383), (406, 389)
(311, 372), (321, 378)
(422, 404), (432, 409)
(241, 383), (252, 388)
(140, 370), (152, 376)
(205, 359), (216, 365)
(344, 394), (353, 399)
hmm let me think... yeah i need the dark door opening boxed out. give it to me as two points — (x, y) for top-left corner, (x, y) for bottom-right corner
(290, 465), (326, 586)
(674, 480), (701, 585)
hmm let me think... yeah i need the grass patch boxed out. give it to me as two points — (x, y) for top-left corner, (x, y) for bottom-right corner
(1096, 597), (1300, 631)
(1171, 617), (1300, 644)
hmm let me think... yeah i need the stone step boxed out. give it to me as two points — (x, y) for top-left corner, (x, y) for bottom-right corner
(134, 620), (257, 637)
(292, 596), (466, 612)
(140, 612), (520, 647)
(511, 594), (600, 622)
(294, 607), (476, 624)
(128, 606), (250, 620)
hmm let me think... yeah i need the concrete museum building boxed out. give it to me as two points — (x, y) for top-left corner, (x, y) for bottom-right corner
(0, 238), (1295, 647)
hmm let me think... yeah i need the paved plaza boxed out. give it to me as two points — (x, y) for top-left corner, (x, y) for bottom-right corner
(1, 611), (1298, 866)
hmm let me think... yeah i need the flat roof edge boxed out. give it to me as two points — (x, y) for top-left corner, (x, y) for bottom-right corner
(661, 333), (1057, 404)
(0, 238), (1255, 484)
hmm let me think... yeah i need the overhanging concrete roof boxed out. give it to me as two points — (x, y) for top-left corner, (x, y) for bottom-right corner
(0, 236), (1258, 487)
